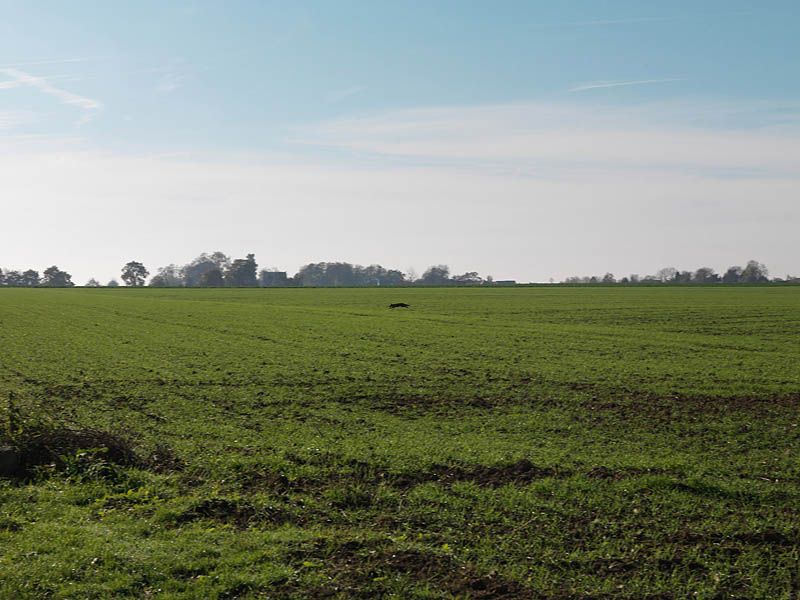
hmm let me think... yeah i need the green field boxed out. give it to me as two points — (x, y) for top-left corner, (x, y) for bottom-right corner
(1, 286), (799, 599)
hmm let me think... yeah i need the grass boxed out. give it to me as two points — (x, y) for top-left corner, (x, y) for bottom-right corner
(0, 286), (799, 598)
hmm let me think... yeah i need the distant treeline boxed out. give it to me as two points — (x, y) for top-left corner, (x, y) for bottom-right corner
(2, 255), (797, 288)
(149, 253), (496, 288)
(0, 266), (76, 287)
(0, 252), (500, 288)
(562, 260), (800, 285)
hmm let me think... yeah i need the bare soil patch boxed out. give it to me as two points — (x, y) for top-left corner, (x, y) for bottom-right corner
(288, 539), (528, 599)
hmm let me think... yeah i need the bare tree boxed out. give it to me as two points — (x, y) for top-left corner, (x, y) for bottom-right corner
(655, 267), (677, 283)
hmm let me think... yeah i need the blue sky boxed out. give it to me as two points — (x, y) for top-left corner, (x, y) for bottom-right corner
(1, 1), (799, 282)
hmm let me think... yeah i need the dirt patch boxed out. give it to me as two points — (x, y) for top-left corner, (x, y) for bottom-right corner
(289, 539), (527, 598)
(656, 557), (707, 574)
(247, 456), (676, 496)
(587, 557), (639, 576)
(344, 384), (800, 418)
(585, 465), (673, 480)
(175, 497), (293, 528)
(298, 458), (563, 491)
(233, 470), (293, 492)
(734, 530), (797, 546)
(670, 529), (798, 547)
(143, 442), (185, 473)
(378, 549), (525, 599)
(3, 426), (139, 478)
(221, 453), (691, 505)
(581, 389), (800, 422)
(425, 459), (562, 488)
(1, 423), (188, 481)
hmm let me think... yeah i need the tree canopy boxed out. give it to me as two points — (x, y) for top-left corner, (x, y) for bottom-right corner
(563, 260), (783, 285)
(1, 255), (794, 289)
(121, 262), (149, 287)
(41, 266), (74, 287)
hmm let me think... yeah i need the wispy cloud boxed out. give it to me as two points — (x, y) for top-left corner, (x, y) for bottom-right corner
(0, 68), (101, 123)
(295, 100), (800, 179)
(0, 73), (85, 90)
(543, 10), (752, 30)
(571, 16), (671, 27)
(156, 72), (187, 94)
(569, 78), (684, 93)
(326, 85), (367, 103)
(0, 110), (35, 131)
(145, 60), (190, 94)
(0, 57), (92, 69)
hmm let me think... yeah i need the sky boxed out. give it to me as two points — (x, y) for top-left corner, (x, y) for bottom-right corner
(1, 0), (798, 284)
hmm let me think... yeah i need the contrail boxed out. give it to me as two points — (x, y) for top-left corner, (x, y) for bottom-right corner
(569, 78), (684, 92)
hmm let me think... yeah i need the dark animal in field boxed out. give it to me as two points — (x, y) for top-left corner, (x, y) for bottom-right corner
(389, 302), (410, 309)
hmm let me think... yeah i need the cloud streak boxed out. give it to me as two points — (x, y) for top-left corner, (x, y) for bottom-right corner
(146, 61), (191, 94)
(156, 72), (187, 94)
(1, 68), (100, 110)
(0, 111), (34, 131)
(327, 85), (367, 103)
(0, 57), (92, 69)
(296, 101), (800, 179)
(0, 73), (85, 91)
(0, 68), (101, 124)
(565, 10), (752, 28)
(569, 78), (684, 92)
(571, 17), (671, 27)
